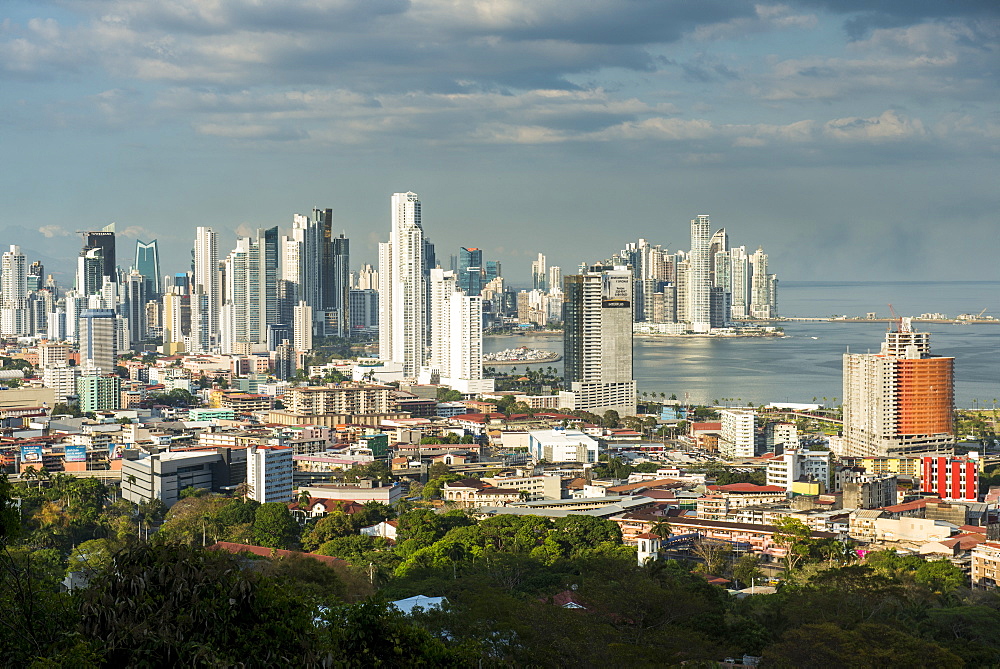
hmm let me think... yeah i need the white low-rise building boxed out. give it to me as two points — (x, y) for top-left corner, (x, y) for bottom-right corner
(766, 449), (832, 492)
(482, 473), (562, 501)
(247, 444), (294, 504)
(41, 364), (79, 404)
(972, 542), (1000, 589)
(528, 428), (599, 464)
(719, 410), (756, 459)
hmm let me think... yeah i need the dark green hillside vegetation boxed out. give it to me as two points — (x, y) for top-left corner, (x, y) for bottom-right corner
(3, 472), (1000, 666)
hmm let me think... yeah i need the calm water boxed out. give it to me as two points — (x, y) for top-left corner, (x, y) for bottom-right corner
(485, 281), (1000, 409)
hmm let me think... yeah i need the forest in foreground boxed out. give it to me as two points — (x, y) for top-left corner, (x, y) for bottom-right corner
(3, 473), (1000, 667)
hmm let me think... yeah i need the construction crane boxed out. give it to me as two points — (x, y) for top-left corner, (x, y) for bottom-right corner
(977, 307), (988, 319)
(887, 303), (906, 332)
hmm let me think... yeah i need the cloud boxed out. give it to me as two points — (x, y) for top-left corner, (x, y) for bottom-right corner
(116, 225), (156, 238)
(789, 0), (1000, 39)
(823, 110), (925, 141)
(38, 225), (72, 238)
(749, 19), (998, 103)
(693, 4), (818, 41)
(194, 123), (307, 141)
(0, 1), (762, 92)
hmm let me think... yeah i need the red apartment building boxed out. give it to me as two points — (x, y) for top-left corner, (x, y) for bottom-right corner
(921, 456), (978, 502)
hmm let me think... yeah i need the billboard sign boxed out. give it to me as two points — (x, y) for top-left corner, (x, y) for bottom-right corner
(65, 444), (87, 462)
(20, 444), (42, 464)
(109, 444), (125, 460)
(602, 272), (631, 308)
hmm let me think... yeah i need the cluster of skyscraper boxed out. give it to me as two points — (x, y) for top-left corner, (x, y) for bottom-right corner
(186, 214), (357, 364)
(377, 192), (493, 395)
(0, 224), (156, 373)
(0, 213), (359, 375)
(610, 216), (778, 334)
(0, 204), (774, 418)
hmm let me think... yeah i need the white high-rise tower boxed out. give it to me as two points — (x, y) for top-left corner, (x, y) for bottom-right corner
(729, 246), (750, 319)
(1, 245), (28, 337)
(427, 269), (493, 395)
(379, 192), (426, 377)
(531, 253), (547, 291)
(283, 213), (322, 310)
(193, 227), (220, 352)
(688, 215), (712, 333)
(750, 247), (773, 319)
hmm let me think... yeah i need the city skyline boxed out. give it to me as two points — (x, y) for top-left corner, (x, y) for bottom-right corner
(1, 2), (996, 284)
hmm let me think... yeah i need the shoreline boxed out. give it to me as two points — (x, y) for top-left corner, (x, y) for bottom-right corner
(483, 353), (562, 366)
(743, 318), (999, 325)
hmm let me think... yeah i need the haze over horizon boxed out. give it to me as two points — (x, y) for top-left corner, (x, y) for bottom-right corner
(2, 1), (997, 284)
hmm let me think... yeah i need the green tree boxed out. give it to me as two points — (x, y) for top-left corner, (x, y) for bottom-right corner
(772, 517), (814, 572)
(253, 502), (300, 549)
(67, 537), (116, 575)
(422, 474), (462, 501)
(351, 501), (395, 529)
(316, 599), (462, 665)
(0, 472), (22, 544)
(180, 485), (207, 499)
(316, 535), (394, 563)
(732, 553), (763, 589)
(553, 515), (623, 554)
(301, 510), (355, 552)
(427, 461), (451, 479)
(761, 622), (962, 669)
(77, 543), (319, 666)
(914, 559), (965, 594)
(650, 519), (673, 541)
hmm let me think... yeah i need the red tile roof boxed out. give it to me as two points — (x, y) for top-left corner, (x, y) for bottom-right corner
(881, 497), (943, 513)
(287, 498), (364, 515)
(940, 534), (986, 551)
(450, 412), (530, 423)
(959, 525), (988, 535)
(447, 478), (490, 489)
(691, 422), (722, 432)
(606, 478), (684, 493)
(543, 590), (588, 609)
(708, 483), (787, 494)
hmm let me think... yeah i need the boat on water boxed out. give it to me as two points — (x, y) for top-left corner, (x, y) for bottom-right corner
(484, 346), (562, 365)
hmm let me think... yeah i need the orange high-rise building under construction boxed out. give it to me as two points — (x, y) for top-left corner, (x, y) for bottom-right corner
(842, 318), (954, 458)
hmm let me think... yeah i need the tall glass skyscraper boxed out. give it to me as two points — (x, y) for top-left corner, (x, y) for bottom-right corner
(458, 247), (483, 295)
(85, 225), (116, 283)
(220, 226), (278, 353)
(134, 239), (161, 297)
(563, 265), (635, 415)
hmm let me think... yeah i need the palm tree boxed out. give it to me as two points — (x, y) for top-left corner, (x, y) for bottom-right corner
(235, 480), (254, 502)
(650, 519), (672, 541)
(297, 489), (312, 509)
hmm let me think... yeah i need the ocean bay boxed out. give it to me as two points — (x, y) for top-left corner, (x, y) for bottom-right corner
(485, 281), (1000, 409)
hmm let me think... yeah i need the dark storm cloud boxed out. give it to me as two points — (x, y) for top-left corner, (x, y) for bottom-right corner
(790, 0), (1000, 38)
(492, 1), (756, 45)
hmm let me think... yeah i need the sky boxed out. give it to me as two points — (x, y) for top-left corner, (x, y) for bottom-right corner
(1, 1), (997, 286)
